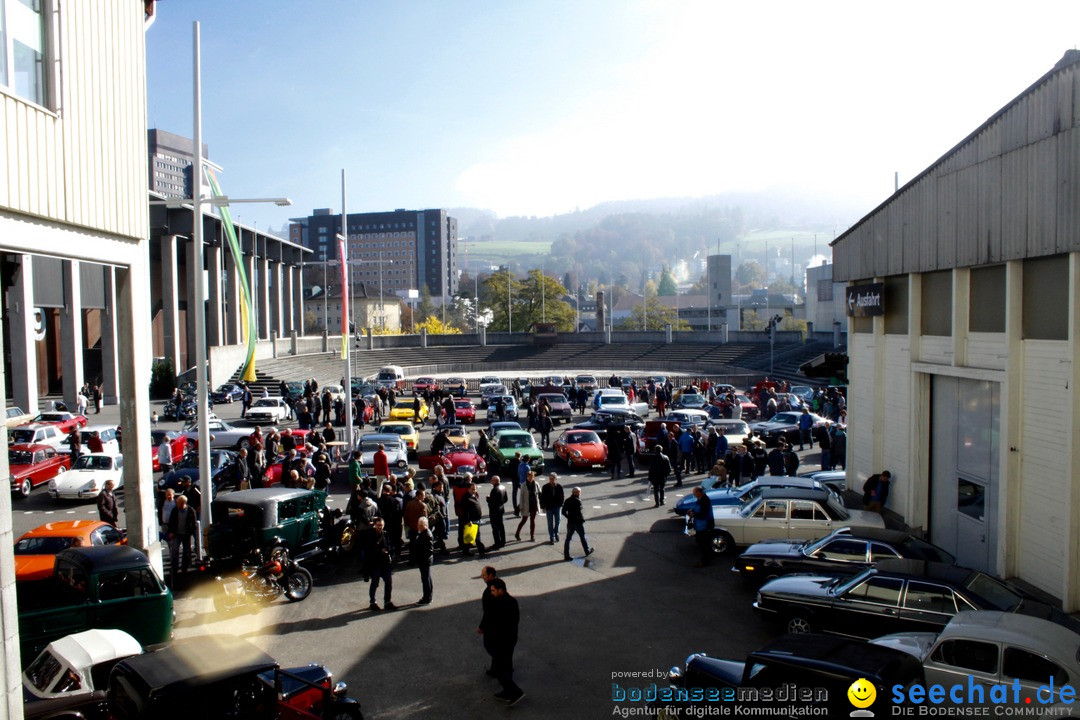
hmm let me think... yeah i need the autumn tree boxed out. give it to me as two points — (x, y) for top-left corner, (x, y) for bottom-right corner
(617, 295), (691, 331)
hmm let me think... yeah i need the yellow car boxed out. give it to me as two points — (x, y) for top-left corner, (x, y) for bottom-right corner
(389, 397), (428, 424)
(443, 424), (471, 448)
(379, 421), (420, 455)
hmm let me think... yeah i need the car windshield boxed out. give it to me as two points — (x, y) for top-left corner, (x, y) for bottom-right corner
(965, 572), (1022, 611)
(35, 414), (66, 422)
(360, 441), (396, 453)
(377, 372), (398, 381)
(498, 435), (534, 449)
(15, 535), (76, 555)
(565, 432), (599, 444)
(23, 650), (64, 693)
(718, 422), (750, 435)
(455, 401), (471, 409)
(215, 385), (233, 393)
(538, 394), (565, 404)
(73, 456), (112, 470)
(10, 430), (37, 443)
(9, 450), (34, 465)
(394, 401), (415, 409)
(151, 430), (172, 444)
(739, 497), (763, 518)
(253, 399), (277, 408)
(380, 425), (409, 436)
(772, 413), (801, 424)
(598, 396), (627, 405)
(834, 568), (876, 595)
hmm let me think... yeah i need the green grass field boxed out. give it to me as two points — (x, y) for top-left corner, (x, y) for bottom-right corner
(462, 239), (551, 258)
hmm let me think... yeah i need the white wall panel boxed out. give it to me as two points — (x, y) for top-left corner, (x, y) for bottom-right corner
(882, 336), (912, 512)
(919, 336), (953, 365)
(848, 334), (877, 485)
(966, 333), (1008, 370)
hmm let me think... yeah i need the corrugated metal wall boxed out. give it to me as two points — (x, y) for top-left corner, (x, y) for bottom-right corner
(835, 53), (1080, 281)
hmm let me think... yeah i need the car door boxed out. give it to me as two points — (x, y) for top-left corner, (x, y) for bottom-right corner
(295, 494), (319, 551)
(898, 580), (959, 633)
(745, 499), (789, 545)
(788, 500), (834, 541)
(833, 576), (905, 637)
(1001, 646), (1071, 706)
(923, 638), (1001, 704)
(276, 499), (300, 551)
(805, 538), (870, 574)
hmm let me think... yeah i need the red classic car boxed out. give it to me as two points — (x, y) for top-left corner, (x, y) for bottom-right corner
(413, 376), (439, 393)
(31, 412), (88, 435)
(454, 399), (477, 424)
(151, 429), (188, 472)
(418, 446), (487, 476)
(553, 429), (609, 469)
(10, 444), (71, 498)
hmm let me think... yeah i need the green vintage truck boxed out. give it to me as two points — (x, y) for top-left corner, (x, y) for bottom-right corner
(17, 545), (173, 666)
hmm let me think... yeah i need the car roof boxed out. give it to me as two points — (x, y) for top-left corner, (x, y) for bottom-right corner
(44, 629), (142, 670)
(942, 611), (1080, 657)
(9, 443), (55, 452)
(870, 558), (975, 583)
(749, 633), (923, 682)
(498, 429), (532, 437)
(379, 421), (414, 429)
(114, 635), (277, 692)
(19, 520), (110, 539)
(214, 487), (322, 505)
(55, 545), (151, 572)
(759, 487), (833, 501)
(81, 424), (118, 432)
(824, 528), (922, 545)
(13, 423), (53, 431)
(359, 433), (403, 443)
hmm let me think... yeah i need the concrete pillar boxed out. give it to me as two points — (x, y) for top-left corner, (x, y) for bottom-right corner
(258, 255), (270, 341)
(420, 327), (428, 348)
(271, 330), (278, 359)
(61, 260), (85, 408)
(281, 263), (294, 336)
(8, 254), (39, 414)
(833, 321), (842, 348)
(115, 262), (163, 578)
(721, 323), (729, 343)
(0, 282), (19, 717)
(665, 323), (673, 344)
(223, 245), (241, 345)
(322, 330), (328, 352)
(271, 260), (284, 339)
(480, 326), (487, 346)
(184, 237), (198, 372)
(366, 327), (374, 350)
(207, 243), (223, 347)
(291, 330), (298, 356)
(292, 266), (303, 336)
(100, 267), (120, 405)
(160, 235), (181, 377)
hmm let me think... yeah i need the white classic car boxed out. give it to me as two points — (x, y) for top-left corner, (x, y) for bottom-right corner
(183, 418), (262, 450)
(23, 629), (142, 708)
(48, 453), (124, 500)
(245, 398), (290, 425)
(356, 433), (410, 471)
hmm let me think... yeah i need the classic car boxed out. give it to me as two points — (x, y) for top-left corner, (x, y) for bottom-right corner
(454, 399), (477, 423)
(23, 629), (142, 719)
(183, 418), (262, 450)
(705, 418), (752, 445)
(323, 384), (346, 403)
(513, 377), (531, 396)
(31, 411), (89, 434)
(734, 393), (759, 420)
(208, 487), (337, 563)
(10, 444), (71, 498)
(534, 393), (572, 424)
(9, 423), (66, 451)
(671, 391), (708, 410)
(485, 395), (519, 421)
(487, 420), (524, 438)
(871, 611), (1080, 711)
(285, 380), (306, 402)
(442, 424), (471, 448)
(574, 410), (646, 434)
(753, 559), (1080, 638)
(375, 365), (406, 390)
(443, 377), (468, 396)
(159, 449), (240, 495)
(672, 475), (841, 517)
(389, 397), (428, 424)
(789, 385), (816, 404)
(377, 421), (420, 455)
(478, 375), (502, 386)
(150, 429), (188, 472)
(660, 634), (922, 718)
(412, 376), (439, 393)
(736, 527), (955, 582)
(58, 425), (121, 457)
(210, 383), (246, 403)
(574, 374), (598, 393)
(636, 418), (683, 455)
(106, 634), (363, 719)
(49, 453), (124, 500)
(419, 446), (487, 476)
(5, 405), (35, 428)
(478, 383), (508, 408)
(15, 520), (126, 581)
(486, 429), (544, 472)
(709, 487), (885, 554)
(356, 434), (410, 471)
(662, 409), (711, 428)
(552, 429), (608, 469)
(592, 388), (629, 412)
(247, 397), (290, 424)
(798, 469), (849, 493)
(750, 411), (828, 447)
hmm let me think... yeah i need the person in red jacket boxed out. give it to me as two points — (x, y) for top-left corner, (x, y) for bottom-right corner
(373, 444), (389, 494)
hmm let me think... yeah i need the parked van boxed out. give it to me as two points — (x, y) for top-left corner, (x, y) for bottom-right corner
(375, 365), (405, 390)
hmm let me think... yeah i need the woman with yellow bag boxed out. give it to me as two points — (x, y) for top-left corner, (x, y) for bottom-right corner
(458, 482), (487, 557)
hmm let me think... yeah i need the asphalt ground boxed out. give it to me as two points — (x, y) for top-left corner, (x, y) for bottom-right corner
(11, 385), (832, 719)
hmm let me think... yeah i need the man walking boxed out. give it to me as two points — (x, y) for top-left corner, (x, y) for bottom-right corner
(479, 578), (525, 706)
(648, 445), (672, 507)
(487, 476), (508, 549)
(97, 479), (119, 527)
(459, 482), (487, 557)
(539, 472), (565, 544)
(410, 516), (435, 604)
(562, 487), (593, 561)
(687, 486), (715, 568)
(166, 494), (197, 587)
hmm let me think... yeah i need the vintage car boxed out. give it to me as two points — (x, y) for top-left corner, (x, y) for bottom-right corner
(31, 411), (89, 434)
(534, 392), (573, 424)
(247, 397), (290, 425)
(10, 443), (71, 498)
(574, 374), (598, 393)
(56, 424), (120, 458)
(412, 376), (439, 393)
(478, 383), (508, 408)
(705, 418), (752, 445)
(389, 397), (428, 424)
(23, 629), (143, 719)
(183, 417), (263, 451)
(574, 410), (646, 435)
(159, 449), (239, 495)
(208, 487), (335, 564)
(106, 634), (363, 719)
(150, 429), (188, 472)
(671, 391), (708, 410)
(661, 634), (922, 718)
(49, 453), (124, 500)
(754, 559), (1080, 639)
(636, 419), (683, 455)
(419, 446), (487, 476)
(377, 421), (420, 455)
(871, 611), (1080, 712)
(750, 410), (829, 447)
(673, 475), (842, 517)
(9, 423), (67, 451)
(662, 409), (711, 428)
(709, 487), (885, 554)
(443, 377), (468, 397)
(211, 383), (246, 404)
(734, 393), (759, 420)
(322, 384), (346, 403)
(375, 365), (406, 391)
(485, 395), (519, 421)
(735, 527), (955, 583)
(486, 421), (524, 439)
(15, 520), (126, 581)
(552, 429), (608, 469)
(356, 434), (410, 471)
(5, 405), (35, 428)
(454, 398), (477, 423)
(486, 429), (544, 472)
(442, 424), (471, 448)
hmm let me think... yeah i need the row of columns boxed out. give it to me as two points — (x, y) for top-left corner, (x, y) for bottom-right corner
(5, 255), (121, 413)
(158, 235), (302, 375)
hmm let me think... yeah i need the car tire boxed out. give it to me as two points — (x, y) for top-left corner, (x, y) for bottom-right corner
(18, 478), (31, 499)
(786, 613), (813, 634)
(238, 438), (250, 450)
(711, 531), (735, 555)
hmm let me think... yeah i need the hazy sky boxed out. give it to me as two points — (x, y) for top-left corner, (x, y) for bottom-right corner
(146, 1), (1080, 233)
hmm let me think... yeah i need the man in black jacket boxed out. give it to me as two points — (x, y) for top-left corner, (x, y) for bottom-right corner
(487, 476), (508, 549)
(606, 427), (623, 480)
(166, 494), (197, 586)
(479, 578), (525, 705)
(561, 487), (593, 561)
(648, 446), (671, 507)
(364, 517), (397, 611)
(539, 473), (565, 544)
(410, 516), (435, 604)
(459, 482), (487, 557)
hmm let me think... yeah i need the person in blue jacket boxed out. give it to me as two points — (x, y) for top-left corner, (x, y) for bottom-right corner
(687, 486), (715, 567)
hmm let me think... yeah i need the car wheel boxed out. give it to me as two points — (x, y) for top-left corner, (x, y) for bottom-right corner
(711, 531), (735, 555)
(339, 525), (356, 553)
(238, 438), (250, 450)
(267, 545), (290, 563)
(283, 566), (313, 601)
(18, 478), (31, 499)
(325, 706), (363, 720)
(786, 614), (813, 634)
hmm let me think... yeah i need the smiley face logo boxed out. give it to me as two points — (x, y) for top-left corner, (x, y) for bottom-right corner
(847, 678), (876, 709)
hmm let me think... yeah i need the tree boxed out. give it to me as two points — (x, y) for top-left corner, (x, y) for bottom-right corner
(741, 309), (767, 331)
(512, 269), (576, 331)
(417, 286), (434, 323)
(735, 261), (765, 289)
(303, 311), (320, 334)
(617, 296), (690, 331)
(483, 269), (520, 332)
(415, 315), (461, 335)
(657, 266), (677, 296)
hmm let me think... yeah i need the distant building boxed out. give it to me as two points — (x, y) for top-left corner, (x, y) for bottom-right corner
(290, 208), (458, 300)
(147, 129), (209, 199)
(305, 282), (402, 333)
(804, 262), (846, 336)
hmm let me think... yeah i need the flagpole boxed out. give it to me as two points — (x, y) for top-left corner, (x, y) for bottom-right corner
(342, 170), (354, 445)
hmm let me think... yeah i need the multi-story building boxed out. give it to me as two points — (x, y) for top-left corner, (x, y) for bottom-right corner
(147, 128), (209, 199)
(291, 208), (458, 300)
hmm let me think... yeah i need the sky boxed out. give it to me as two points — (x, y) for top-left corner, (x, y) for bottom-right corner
(146, 1), (1080, 234)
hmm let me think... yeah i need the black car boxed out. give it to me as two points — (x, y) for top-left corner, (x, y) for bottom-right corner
(573, 409), (645, 433)
(753, 559), (1079, 639)
(736, 528), (956, 583)
(660, 634), (923, 718)
(159, 449), (239, 495)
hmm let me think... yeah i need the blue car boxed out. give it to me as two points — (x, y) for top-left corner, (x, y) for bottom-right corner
(210, 383), (246, 404)
(672, 476), (837, 517)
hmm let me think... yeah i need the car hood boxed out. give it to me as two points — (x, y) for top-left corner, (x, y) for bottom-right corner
(868, 633), (936, 660)
(739, 540), (807, 560)
(684, 654), (747, 686)
(750, 420), (793, 431)
(14, 555), (56, 581)
(711, 504), (747, 522)
(759, 574), (839, 599)
(842, 510), (888, 529)
(494, 446), (542, 459)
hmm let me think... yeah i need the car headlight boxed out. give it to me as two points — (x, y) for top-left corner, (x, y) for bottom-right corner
(571, 450), (583, 459)
(48, 479), (58, 488)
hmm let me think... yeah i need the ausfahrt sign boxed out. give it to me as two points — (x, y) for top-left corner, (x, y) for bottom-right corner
(846, 283), (884, 317)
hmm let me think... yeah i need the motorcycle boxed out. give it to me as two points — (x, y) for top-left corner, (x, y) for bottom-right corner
(214, 549), (313, 614)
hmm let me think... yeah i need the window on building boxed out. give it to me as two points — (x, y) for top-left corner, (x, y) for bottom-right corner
(1, 0), (49, 106)
(884, 275), (908, 335)
(969, 264), (1005, 333)
(921, 271), (952, 337)
(1022, 255), (1067, 340)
